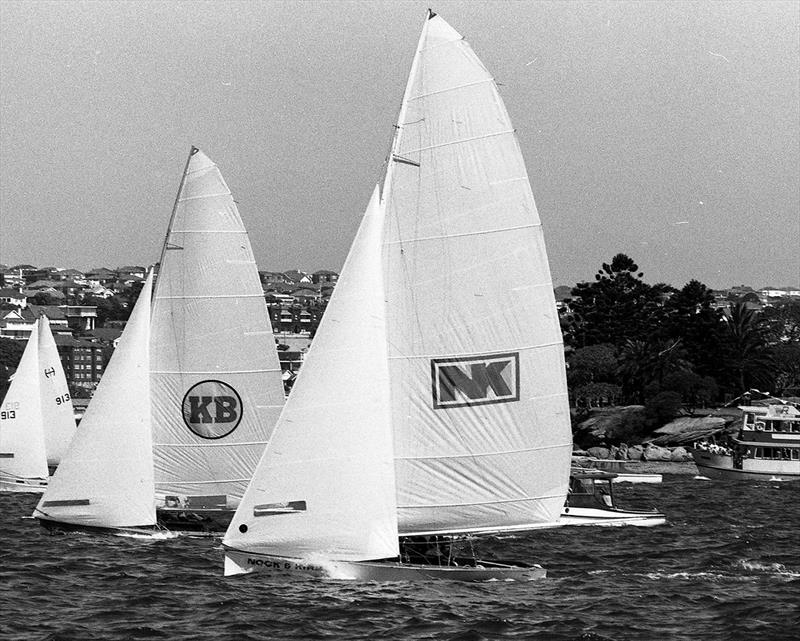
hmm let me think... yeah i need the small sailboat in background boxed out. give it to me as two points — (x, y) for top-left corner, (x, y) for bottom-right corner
(35, 271), (156, 532)
(149, 147), (285, 532)
(1, 317), (76, 492)
(223, 10), (572, 581)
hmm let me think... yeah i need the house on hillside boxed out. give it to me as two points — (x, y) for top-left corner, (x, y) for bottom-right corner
(282, 269), (312, 284)
(311, 270), (338, 284)
(0, 288), (26, 308)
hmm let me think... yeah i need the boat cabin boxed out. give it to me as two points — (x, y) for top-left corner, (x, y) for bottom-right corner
(566, 470), (617, 509)
(737, 404), (800, 446)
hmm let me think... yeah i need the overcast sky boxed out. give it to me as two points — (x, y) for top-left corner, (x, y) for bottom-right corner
(1, 0), (797, 289)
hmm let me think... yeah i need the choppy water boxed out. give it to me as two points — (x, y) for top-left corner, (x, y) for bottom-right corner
(2, 473), (798, 641)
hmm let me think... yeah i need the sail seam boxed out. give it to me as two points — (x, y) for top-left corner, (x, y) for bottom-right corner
(387, 342), (564, 359)
(153, 441), (268, 448)
(397, 492), (565, 509)
(155, 479), (250, 485)
(401, 129), (514, 155)
(177, 192), (231, 201)
(167, 229), (246, 233)
(153, 294), (265, 300)
(151, 368), (281, 374)
(395, 441), (571, 461)
(410, 77), (493, 101)
(383, 221), (538, 245)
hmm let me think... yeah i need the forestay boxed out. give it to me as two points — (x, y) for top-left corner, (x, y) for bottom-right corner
(382, 13), (572, 535)
(150, 148), (285, 504)
(224, 186), (399, 561)
(36, 271), (155, 528)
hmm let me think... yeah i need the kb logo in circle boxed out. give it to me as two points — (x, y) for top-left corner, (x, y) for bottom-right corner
(182, 380), (243, 439)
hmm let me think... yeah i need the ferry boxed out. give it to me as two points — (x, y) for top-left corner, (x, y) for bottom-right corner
(692, 403), (800, 481)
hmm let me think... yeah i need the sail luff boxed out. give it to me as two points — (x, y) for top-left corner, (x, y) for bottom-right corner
(35, 270), (156, 528)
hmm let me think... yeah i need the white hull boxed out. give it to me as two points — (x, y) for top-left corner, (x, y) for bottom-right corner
(612, 473), (662, 484)
(223, 548), (545, 582)
(692, 451), (800, 482)
(559, 506), (666, 527)
(0, 475), (47, 493)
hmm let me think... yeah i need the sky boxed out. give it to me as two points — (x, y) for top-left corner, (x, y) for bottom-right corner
(0, 0), (798, 290)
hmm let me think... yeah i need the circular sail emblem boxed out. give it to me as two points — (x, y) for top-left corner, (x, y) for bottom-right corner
(182, 380), (243, 439)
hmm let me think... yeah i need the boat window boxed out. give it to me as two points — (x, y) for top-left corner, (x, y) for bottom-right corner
(755, 447), (763, 458)
(791, 450), (799, 460)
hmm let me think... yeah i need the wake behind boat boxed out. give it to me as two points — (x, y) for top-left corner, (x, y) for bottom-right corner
(223, 10), (572, 582)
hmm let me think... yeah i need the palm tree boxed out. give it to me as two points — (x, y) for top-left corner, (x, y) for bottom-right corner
(720, 302), (775, 393)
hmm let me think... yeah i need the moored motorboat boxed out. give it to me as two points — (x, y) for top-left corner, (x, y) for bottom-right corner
(692, 402), (800, 481)
(559, 470), (666, 527)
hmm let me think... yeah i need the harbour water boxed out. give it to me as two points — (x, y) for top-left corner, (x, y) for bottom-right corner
(2, 470), (798, 640)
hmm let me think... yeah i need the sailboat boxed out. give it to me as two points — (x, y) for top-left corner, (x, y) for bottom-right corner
(1, 317), (76, 492)
(35, 147), (285, 534)
(222, 11), (572, 581)
(149, 147), (285, 532)
(35, 271), (156, 531)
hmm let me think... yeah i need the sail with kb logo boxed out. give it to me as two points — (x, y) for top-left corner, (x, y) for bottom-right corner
(1, 317), (76, 493)
(151, 147), (285, 532)
(223, 11), (572, 580)
(35, 149), (285, 534)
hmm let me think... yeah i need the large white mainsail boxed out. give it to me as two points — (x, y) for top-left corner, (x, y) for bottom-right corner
(382, 12), (572, 536)
(224, 186), (399, 564)
(0, 320), (49, 490)
(35, 271), (155, 528)
(37, 316), (77, 467)
(150, 147), (285, 507)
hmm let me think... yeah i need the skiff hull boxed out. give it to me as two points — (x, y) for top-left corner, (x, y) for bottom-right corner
(692, 451), (800, 482)
(37, 518), (160, 536)
(0, 476), (47, 493)
(223, 548), (546, 582)
(559, 506), (666, 527)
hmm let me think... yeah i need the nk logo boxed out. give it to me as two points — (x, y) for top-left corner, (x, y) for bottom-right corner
(182, 380), (243, 439)
(431, 352), (520, 410)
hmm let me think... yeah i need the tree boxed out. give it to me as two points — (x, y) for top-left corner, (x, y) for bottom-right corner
(616, 337), (693, 404)
(662, 279), (726, 380)
(0, 337), (26, 400)
(719, 302), (775, 394)
(566, 254), (670, 348)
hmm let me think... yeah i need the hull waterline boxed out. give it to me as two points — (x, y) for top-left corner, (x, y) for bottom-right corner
(0, 476), (47, 493)
(223, 548), (546, 582)
(559, 506), (666, 527)
(692, 451), (800, 482)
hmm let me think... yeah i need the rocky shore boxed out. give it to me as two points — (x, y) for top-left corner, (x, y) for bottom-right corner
(573, 442), (700, 475)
